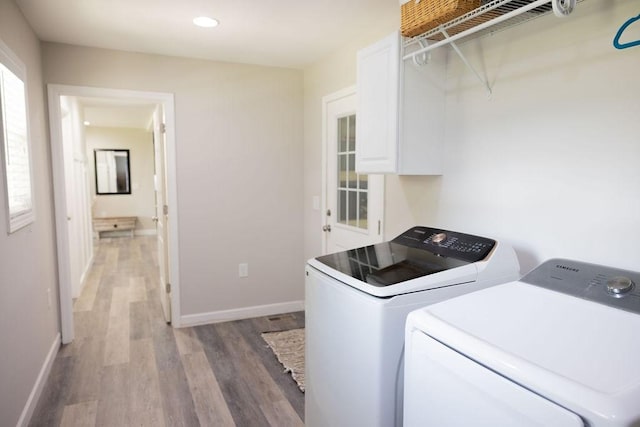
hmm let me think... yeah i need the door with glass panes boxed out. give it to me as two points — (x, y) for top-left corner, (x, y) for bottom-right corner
(324, 88), (384, 254)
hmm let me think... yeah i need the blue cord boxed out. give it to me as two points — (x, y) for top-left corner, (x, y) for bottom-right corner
(613, 14), (640, 49)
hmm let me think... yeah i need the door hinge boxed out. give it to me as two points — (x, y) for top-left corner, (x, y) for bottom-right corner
(166, 283), (171, 293)
(160, 123), (166, 134)
(378, 220), (381, 235)
(163, 204), (169, 215)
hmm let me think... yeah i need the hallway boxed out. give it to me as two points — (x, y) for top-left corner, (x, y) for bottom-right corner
(30, 236), (305, 426)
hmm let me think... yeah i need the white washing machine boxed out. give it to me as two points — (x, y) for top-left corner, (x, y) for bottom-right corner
(304, 226), (520, 427)
(404, 258), (640, 427)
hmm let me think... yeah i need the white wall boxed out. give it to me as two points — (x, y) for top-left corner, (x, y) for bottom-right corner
(86, 126), (156, 233)
(304, 0), (640, 275)
(0, 0), (61, 424)
(434, 0), (640, 273)
(42, 45), (305, 318)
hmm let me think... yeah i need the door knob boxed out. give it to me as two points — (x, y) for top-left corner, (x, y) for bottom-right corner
(322, 224), (332, 232)
(152, 216), (159, 222)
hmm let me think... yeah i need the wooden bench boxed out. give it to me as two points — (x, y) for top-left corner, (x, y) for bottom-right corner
(93, 216), (137, 239)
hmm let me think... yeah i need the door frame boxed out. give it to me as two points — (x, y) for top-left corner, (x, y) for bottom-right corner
(48, 84), (182, 343)
(321, 85), (384, 254)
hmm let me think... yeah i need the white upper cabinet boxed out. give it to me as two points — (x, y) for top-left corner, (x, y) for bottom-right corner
(355, 31), (400, 174)
(356, 31), (445, 175)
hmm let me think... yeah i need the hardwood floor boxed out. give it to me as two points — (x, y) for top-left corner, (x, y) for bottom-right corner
(30, 236), (305, 427)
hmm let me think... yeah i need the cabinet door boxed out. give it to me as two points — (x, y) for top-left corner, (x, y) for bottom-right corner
(355, 31), (400, 174)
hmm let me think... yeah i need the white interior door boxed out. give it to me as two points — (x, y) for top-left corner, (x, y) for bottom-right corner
(61, 98), (93, 299)
(153, 105), (171, 323)
(323, 87), (384, 254)
(61, 108), (81, 298)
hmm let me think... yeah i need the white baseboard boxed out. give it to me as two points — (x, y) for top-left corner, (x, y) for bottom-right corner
(180, 300), (305, 328)
(18, 333), (61, 427)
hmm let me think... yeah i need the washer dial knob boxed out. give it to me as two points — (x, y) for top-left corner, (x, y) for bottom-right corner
(606, 276), (634, 296)
(431, 233), (447, 244)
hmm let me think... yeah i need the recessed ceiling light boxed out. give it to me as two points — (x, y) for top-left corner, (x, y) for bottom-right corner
(83, 121), (91, 126)
(193, 16), (219, 28)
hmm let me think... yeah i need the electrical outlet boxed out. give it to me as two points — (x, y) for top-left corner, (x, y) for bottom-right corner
(239, 263), (249, 278)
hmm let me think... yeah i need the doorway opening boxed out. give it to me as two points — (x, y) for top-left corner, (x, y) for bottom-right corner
(48, 85), (181, 344)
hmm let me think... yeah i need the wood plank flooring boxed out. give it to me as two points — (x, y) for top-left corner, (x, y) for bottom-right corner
(30, 236), (305, 427)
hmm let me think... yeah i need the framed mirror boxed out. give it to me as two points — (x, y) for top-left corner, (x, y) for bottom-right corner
(94, 149), (131, 195)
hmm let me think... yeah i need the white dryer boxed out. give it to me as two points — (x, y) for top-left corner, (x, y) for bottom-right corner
(404, 258), (640, 427)
(305, 226), (520, 427)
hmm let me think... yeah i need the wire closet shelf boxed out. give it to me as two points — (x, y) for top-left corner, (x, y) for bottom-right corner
(402, 0), (582, 61)
(402, 0), (580, 95)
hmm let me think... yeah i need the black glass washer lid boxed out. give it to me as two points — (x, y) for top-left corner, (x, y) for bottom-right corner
(314, 226), (496, 287)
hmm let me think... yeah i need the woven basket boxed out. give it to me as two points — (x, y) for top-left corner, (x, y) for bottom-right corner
(401, 0), (483, 38)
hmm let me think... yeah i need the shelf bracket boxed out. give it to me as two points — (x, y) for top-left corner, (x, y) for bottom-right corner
(439, 26), (492, 97)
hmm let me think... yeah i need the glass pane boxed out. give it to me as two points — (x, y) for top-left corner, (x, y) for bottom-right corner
(348, 190), (357, 226)
(358, 173), (368, 190)
(338, 154), (347, 188)
(358, 191), (368, 229)
(335, 113), (367, 231)
(0, 63), (34, 232)
(338, 116), (348, 152)
(348, 115), (356, 152)
(348, 154), (356, 188)
(338, 190), (347, 224)
(348, 171), (358, 189)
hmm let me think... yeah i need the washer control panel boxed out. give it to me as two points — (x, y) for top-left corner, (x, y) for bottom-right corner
(392, 226), (496, 263)
(522, 258), (640, 315)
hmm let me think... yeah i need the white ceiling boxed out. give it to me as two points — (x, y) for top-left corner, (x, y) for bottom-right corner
(78, 97), (157, 129)
(23, 0), (398, 129)
(16, 0), (400, 69)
